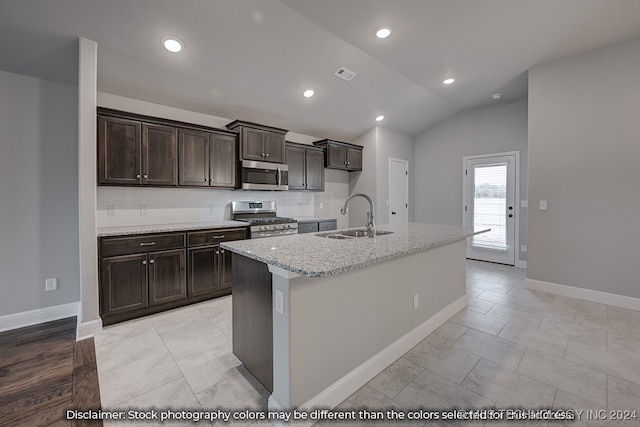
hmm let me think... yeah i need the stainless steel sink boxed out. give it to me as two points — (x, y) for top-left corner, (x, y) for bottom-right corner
(316, 229), (394, 239)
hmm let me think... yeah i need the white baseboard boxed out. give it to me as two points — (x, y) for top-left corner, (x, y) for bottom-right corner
(515, 260), (528, 269)
(270, 294), (467, 417)
(77, 318), (103, 340)
(0, 302), (80, 333)
(525, 278), (640, 311)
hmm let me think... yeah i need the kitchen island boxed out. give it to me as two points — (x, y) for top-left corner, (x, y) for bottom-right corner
(221, 223), (485, 414)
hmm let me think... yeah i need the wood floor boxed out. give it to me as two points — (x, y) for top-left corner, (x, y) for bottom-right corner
(0, 317), (102, 426)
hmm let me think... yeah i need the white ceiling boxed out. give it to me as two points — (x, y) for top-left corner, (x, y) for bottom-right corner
(2, 0), (640, 141)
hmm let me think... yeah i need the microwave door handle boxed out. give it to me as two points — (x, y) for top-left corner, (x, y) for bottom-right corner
(277, 166), (281, 189)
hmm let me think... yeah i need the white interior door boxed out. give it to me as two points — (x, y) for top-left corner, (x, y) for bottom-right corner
(464, 154), (516, 265)
(389, 158), (408, 224)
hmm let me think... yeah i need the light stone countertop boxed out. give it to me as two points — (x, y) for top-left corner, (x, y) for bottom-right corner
(294, 216), (338, 223)
(97, 221), (249, 237)
(221, 222), (487, 278)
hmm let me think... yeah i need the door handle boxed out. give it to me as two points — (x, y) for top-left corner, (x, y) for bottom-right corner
(509, 214), (513, 218)
(391, 211), (396, 215)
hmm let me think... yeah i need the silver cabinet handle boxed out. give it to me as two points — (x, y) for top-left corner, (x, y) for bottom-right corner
(221, 250), (225, 254)
(149, 259), (154, 264)
(139, 242), (156, 246)
(142, 260), (147, 265)
(136, 174), (141, 179)
(216, 251), (220, 254)
(213, 235), (225, 239)
(265, 153), (270, 157)
(143, 174), (148, 179)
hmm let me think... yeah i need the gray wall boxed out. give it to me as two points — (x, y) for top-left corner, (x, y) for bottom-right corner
(0, 69), (80, 315)
(413, 97), (529, 263)
(528, 36), (640, 298)
(349, 126), (414, 227)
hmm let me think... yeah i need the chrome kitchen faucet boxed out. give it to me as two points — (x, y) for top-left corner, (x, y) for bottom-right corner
(340, 193), (376, 238)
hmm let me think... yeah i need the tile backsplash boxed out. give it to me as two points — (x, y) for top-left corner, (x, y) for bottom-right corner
(97, 186), (315, 227)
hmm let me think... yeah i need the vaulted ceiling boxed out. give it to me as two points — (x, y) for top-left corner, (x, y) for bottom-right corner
(2, 0), (640, 140)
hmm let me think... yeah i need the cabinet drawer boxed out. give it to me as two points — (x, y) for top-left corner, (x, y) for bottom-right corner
(101, 233), (185, 257)
(318, 221), (337, 232)
(187, 228), (247, 246)
(298, 222), (319, 234)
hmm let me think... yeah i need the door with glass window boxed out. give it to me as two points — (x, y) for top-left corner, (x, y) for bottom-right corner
(464, 154), (516, 265)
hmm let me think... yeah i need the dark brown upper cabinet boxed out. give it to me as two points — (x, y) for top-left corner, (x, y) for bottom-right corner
(98, 108), (237, 188)
(98, 115), (142, 185)
(142, 123), (178, 186)
(226, 120), (288, 163)
(286, 142), (325, 191)
(313, 139), (363, 172)
(179, 129), (237, 188)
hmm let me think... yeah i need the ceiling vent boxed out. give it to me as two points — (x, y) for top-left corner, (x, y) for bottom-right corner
(334, 67), (357, 82)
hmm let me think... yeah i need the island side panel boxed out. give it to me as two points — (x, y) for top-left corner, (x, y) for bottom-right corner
(278, 239), (467, 407)
(231, 253), (273, 391)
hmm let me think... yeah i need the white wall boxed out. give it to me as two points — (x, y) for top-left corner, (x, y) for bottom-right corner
(0, 69), (80, 316)
(96, 93), (350, 227)
(528, 36), (640, 298)
(413, 98), (529, 263)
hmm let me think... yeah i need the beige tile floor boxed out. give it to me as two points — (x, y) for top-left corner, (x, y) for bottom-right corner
(95, 260), (640, 426)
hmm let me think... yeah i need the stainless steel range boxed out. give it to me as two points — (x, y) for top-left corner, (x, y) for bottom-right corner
(231, 201), (298, 239)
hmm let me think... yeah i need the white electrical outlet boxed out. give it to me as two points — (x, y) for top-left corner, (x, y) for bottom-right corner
(107, 205), (116, 216)
(140, 205), (148, 216)
(209, 204), (216, 214)
(539, 200), (548, 210)
(521, 245), (527, 253)
(413, 294), (419, 309)
(45, 278), (57, 291)
(521, 200), (528, 208)
(319, 202), (324, 209)
(274, 289), (284, 314)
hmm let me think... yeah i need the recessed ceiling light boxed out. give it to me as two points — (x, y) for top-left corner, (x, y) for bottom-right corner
(443, 78), (455, 85)
(162, 37), (183, 53)
(375, 115), (385, 122)
(303, 89), (315, 98)
(375, 27), (392, 39)
(491, 93), (502, 100)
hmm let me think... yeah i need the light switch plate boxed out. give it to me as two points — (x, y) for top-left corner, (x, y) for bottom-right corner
(539, 200), (548, 210)
(45, 278), (57, 291)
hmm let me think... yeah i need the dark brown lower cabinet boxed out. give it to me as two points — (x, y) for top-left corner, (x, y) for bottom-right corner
(101, 253), (148, 317)
(148, 249), (186, 305)
(187, 228), (245, 296)
(99, 227), (247, 325)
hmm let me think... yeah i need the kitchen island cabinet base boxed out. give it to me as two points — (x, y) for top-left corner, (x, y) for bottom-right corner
(230, 239), (468, 413)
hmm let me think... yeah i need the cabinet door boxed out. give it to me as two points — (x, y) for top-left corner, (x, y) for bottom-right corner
(210, 134), (237, 188)
(188, 246), (219, 297)
(305, 150), (325, 190)
(327, 144), (347, 169)
(264, 132), (285, 163)
(148, 249), (186, 306)
(101, 253), (148, 316)
(98, 116), (141, 185)
(219, 248), (233, 290)
(142, 124), (178, 186)
(285, 145), (306, 190)
(346, 147), (363, 171)
(241, 128), (265, 161)
(179, 129), (209, 186)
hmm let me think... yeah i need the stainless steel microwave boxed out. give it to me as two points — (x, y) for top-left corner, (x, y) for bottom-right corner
(240, 160), (289, 191)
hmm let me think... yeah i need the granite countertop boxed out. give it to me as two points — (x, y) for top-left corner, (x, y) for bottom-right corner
(97, 221), (249, 237)
(221, 222), (487, 278)
(295, 216), (338, 223)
